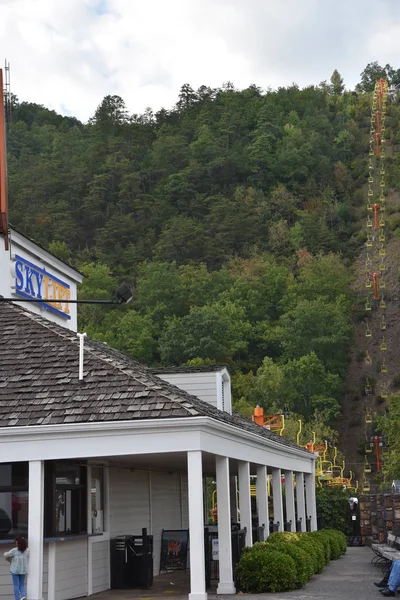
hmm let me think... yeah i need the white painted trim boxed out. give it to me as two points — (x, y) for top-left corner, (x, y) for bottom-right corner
(47, 543), (56, 600)
(0, 416), (314, 467)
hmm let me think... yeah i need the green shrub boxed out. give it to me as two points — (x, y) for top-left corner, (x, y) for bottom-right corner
(267, 531), (302, 544)
(317, 530), (341, 559)
(297, 537), (325, 573)
(236, 547), (297, 593)
(322, 529), (347, 556)
(307, 531), (331, 563)
(267, 542), (313, 587)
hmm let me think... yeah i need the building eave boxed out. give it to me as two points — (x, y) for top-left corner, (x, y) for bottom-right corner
(0, 415), (314, 463)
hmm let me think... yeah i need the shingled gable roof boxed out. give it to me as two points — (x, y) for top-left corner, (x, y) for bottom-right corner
(0, 302), (309, 455)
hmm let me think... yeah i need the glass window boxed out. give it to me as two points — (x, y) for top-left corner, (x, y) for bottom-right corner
(0, 491), (28, 539)
(0, 463), (29, 540)
(44, 461), (87, 537)
(0, 463), (29, 489)
(91, 467), (104, 533)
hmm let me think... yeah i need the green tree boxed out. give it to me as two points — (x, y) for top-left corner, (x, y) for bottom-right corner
(159, 301), (252, 364)
(330, 70), (345, 95)
(377, 394), (400, 478)
(284, 353), (341, 421)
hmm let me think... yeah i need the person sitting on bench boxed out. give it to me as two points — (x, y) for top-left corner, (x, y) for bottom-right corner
(375, 559), (400, 597)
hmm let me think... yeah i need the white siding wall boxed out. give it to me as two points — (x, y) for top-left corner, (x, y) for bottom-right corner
(181, 475), (189, 529)
(0, 544), (46, 600)
(109, 468), (150, 536)
(92, 540), (109, 594)
(156, 372), (218, 408)
(43, 545), (49, 600)
(109, 467), (188, 576)
(0, 544), (14, 600)
(55, 539), (88, 600)
(151, 472), (182, 574)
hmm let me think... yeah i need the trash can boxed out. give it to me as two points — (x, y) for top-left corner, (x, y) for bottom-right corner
(110, 529), (153, 589)
(130, 530), (153, 588)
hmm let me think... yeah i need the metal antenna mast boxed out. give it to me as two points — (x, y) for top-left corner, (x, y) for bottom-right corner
(3, 60), (11, 126)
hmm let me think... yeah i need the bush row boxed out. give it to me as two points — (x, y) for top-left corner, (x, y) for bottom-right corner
(235, 529), (347, 593)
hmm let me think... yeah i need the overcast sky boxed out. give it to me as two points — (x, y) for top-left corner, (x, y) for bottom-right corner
(1, 0), (400, 122)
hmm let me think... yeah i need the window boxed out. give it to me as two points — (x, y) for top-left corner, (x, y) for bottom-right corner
(44, 461), (87, 537)
(91, 467), (104, 533)
(0, 463), (29, 540)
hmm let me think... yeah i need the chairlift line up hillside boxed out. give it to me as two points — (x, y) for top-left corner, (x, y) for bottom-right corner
(361, 77), (391, 492)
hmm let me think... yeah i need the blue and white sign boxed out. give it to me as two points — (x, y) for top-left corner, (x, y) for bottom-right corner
(12, 254), (71, 320)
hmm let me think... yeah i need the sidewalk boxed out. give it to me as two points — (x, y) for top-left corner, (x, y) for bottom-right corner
(241, 546), (381, 600)
(94, 546), (382, 600)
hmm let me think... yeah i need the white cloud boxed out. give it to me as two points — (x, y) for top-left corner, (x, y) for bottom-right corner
(0, 0), (400, 122)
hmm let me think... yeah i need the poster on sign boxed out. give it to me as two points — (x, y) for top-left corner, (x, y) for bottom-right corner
(159, 529), (189, 573)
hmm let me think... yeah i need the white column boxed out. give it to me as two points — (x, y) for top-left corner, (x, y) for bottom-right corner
(87, 465), (93, 596)
(284, 471), (296, 532)
(271, 468), (284, 532)
(238, 461), (253, 546)
(187, 451), (207, 600)
(295, 472), (306, 532)
(305, 463), (317, 531)
(27, 460), (45, 600)
(230, 476), (238, 524)
(256, 465), (269, 541)
(216, 457), (235, 595)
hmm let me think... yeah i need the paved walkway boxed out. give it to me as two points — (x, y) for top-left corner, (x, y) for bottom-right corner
(94, 547), (384, 600)
(241, 547), (382, 600)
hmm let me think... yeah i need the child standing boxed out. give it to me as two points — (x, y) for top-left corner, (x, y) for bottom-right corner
(4, 537), (30, 600)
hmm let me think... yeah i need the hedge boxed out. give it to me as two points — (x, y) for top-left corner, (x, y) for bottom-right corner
(236, 548), (297, 593)
(235, 530), (347, 593)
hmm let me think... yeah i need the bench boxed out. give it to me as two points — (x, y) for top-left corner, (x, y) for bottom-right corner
(371, 534), (400, 567)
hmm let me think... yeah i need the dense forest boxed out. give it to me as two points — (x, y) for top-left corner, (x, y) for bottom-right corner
(7, 61), (400, 452)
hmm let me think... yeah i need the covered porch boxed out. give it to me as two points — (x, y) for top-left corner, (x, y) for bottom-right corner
(1, 415), (317, 600)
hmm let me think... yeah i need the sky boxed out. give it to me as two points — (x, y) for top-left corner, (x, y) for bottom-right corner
(1, 0), (400, 122)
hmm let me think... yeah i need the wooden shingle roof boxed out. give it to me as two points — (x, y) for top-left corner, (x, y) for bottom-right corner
(0, 302), (309, 454)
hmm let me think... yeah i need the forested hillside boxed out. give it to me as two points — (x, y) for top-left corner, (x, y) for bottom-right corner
(6, 62), (400, 452)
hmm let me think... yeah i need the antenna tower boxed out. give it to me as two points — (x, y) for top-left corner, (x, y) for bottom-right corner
(4, 60), (11, 126)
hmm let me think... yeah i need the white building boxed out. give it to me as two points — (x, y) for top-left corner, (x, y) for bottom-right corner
(0, 227), (83, 331)
(0, 228), (317, 600)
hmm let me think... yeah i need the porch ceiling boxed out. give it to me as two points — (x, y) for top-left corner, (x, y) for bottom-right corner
(94, 452), (253, 476)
